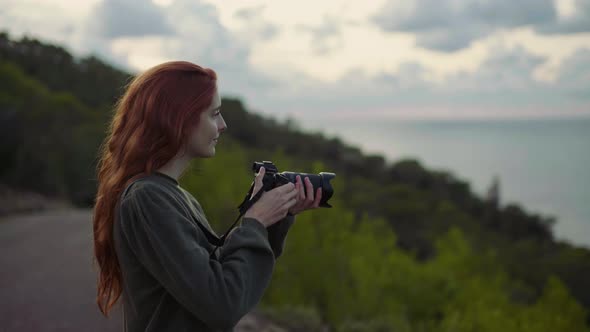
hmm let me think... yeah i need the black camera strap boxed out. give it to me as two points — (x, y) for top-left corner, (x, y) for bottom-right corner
(209, 181), (266, 258)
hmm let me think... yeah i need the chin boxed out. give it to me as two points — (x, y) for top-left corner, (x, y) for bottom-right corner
(202, 149), (216, 158)
(190, 150), (215, 159)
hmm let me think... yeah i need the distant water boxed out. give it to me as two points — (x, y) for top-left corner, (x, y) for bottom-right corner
(299, 116), (590, 248)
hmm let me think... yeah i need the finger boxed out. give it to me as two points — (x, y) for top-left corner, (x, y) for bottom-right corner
(285, 197), (298, 210)
(256, 166), (265, 178)
(304, 177), (314, 203)
(313, 187), (322, 207)
(277, 182), (296, 193)
(297, 176), (305, 201)
(280, 187), (299, 206)
(295, 176), (301, 195)
(286, 185), (299, 200)
(254, 167), (264, 185)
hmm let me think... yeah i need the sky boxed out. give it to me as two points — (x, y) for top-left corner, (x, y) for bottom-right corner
(1, 0), (590, 121)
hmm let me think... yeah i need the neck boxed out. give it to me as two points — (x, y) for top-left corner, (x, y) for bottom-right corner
(156, 151), (193, 181)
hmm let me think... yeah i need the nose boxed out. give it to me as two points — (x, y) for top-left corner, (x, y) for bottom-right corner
(218, 114), (227, 133)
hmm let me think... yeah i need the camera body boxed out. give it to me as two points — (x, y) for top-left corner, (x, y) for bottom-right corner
(253, 161), (336, 208)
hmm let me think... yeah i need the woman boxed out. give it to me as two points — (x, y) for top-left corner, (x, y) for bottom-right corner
(92, 61), (322, 331)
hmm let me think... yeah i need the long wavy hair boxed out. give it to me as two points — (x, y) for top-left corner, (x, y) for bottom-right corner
(92, 61), (217, 316)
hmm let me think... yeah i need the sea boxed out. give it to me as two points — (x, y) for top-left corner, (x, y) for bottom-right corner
(298, 116), (590, 248)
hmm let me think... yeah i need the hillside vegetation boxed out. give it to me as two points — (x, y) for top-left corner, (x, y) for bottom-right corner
(1, 31), (589, 331)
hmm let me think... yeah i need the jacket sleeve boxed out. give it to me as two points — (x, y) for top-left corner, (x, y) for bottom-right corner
(119, 183), (275, 330)
(187, 186), (295, 259)
(265, 215), (295, 259)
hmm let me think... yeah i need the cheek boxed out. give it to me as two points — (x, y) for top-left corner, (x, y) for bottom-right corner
(209, 119), (219, 131)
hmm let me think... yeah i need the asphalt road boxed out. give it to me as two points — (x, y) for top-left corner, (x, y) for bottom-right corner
(0, 208), (284, 332)
(0, 209), (123, 331)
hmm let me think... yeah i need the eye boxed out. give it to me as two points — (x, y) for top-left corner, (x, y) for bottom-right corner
(214, 110), (222, 117)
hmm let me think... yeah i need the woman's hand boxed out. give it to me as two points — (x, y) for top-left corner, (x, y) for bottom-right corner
(288, 175), (322, 216)
(243, 167), (299, 227)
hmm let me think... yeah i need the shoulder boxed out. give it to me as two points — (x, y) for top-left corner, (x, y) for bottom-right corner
(121, 177), (183, 211)
(179, 187), (204, 211)
(118, 179), (196, 232)
(125, 176), (176, 197)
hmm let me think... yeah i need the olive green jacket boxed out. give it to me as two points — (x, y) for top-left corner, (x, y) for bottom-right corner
(113, 172), (294, 331)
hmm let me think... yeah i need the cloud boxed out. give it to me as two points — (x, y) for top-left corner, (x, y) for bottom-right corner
(233, 5), (279, 42)
(538, 0), (590, 34)
(555, 47), (590, 99)
(446, 46), (546, 91)
(234, 4), (266, 20)
(75, 0), (276, 97)
(0, 0), (83, 45)
(372, 0), (556, 51)
(296, 16), (343, 55)
(162, 0), (279, 94)
(92, 0), (175, 38)
(260, 45), (590, 118)
(1, 0), (588, 120)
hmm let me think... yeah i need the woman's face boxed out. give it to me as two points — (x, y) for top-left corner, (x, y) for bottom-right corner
(186, 88), (227, 158)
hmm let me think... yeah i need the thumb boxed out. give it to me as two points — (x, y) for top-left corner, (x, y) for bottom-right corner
(255, 166), (265, 184)
(251, 167), (265, 199)
(256, 166), (266, 177)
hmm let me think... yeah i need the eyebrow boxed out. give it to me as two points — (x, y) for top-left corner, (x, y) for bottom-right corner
(211, 106), (221, 112)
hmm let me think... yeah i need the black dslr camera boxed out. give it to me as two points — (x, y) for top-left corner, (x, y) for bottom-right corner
(220, 161), (336, 251)
(214, 161), (336, 254)
(252, 161), (336, 208)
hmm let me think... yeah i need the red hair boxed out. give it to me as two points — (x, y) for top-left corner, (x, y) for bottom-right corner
(92, 61), (217, 316)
